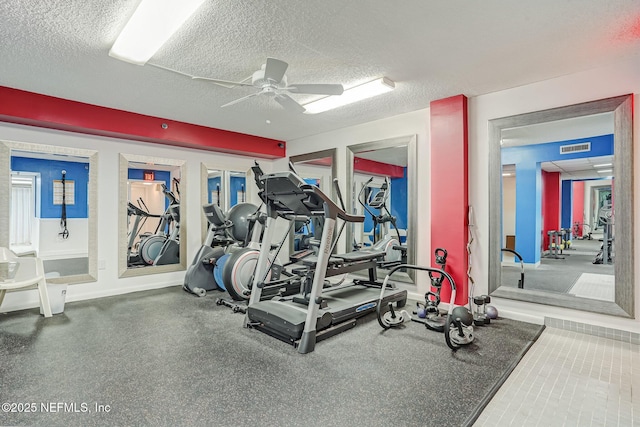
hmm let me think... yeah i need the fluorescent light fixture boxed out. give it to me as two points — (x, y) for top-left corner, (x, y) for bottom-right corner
(594, 163), (612, 168)
(597, 169), (613, 173)
(303, 77), (395, 114)
(109, 0), (206, 65)
(502, 173), (512, 177)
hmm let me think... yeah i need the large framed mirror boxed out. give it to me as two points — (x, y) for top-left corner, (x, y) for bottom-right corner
(488, 94), (633, 317)
(199, 163), (253, 241)
(346, 135), (417, 283)
(118, 153), (186, 278)
(289, 149), (338, 254)
(0, 140), (98, 284)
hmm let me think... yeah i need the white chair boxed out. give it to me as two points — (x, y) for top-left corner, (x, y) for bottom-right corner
(0, 247), (52, 317)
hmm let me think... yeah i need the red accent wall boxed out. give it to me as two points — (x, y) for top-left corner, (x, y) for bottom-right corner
(430, 95), (468, 306)
(0, 86), (285, 158)
(542, 171), (561, 249)
(572, 181), (585, 237)
(353, 157), (404, 178)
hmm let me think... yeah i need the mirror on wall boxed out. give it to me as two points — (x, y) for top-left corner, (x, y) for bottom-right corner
(289, 149), (337, 254)
(119, 154), (186, 278)
(489, 95), (634, 317)
(0, 141), (98, 284)
(204, 169), (248, 211)
(346, 135), (417, 283)
(199, 164), (252, 240)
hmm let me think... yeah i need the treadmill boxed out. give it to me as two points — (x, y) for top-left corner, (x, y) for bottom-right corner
(245, 167), (407, 354)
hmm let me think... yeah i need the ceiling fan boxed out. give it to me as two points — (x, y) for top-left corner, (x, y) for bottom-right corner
(156, 58), (344, 113)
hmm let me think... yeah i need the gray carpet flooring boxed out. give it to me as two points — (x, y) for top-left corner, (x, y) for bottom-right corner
(0, 286), (543, 427)
(501, 239), (614, 294)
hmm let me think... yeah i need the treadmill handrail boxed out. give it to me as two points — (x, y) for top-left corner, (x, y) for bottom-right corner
(307, 186), (364, 223)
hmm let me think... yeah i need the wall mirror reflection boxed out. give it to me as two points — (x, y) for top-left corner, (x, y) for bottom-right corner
(346, 135), (416, 284)
(119, 154), (186, 278)
(289, 149), (337, 254)
(199, 165), (252, 240)
(205, 169), (248, 211)
(0, 141), (98, 284)
(489, 95), (633, 317)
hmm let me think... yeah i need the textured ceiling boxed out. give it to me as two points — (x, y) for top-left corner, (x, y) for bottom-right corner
(1, 1), (639, 142)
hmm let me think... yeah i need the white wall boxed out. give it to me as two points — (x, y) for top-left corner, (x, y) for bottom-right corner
(286, 108), (430, 296)
(3, 55), (639, 333)
(37, 218), (88, 259)
(288, 55), (640, 332)
(0, 122), (271, 313)
(583, 178), (612, 231)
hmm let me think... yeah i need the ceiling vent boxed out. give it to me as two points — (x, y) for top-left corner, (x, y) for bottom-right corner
(560, 142), (590, 154)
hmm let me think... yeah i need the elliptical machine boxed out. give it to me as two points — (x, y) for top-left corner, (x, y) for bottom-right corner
(183, 202), (260, 297)
(593, 197), (614, 265)
(136, 182), (180, 266)
(357, 177), (406, 266)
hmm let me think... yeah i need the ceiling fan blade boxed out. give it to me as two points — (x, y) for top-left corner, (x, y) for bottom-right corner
(274, 94), (306, 113)
(264, 58), (288, 84)
(285, 84), (344, 96)
(192, 76), (254, 88)
(221, 92), (260, 108)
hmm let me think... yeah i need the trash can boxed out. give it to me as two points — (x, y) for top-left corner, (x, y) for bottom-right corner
(41, 283), (67, 315)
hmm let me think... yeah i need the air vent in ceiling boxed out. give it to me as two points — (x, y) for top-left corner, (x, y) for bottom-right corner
(560, 142), (590, 154)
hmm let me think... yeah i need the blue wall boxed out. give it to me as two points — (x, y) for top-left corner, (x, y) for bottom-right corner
(361, 169), (408, 243)
(502, 134), (613, 263)
(11, 157), (89, 219)
(208, 177), (221, 205)
(391, 168), (408, 231)
(561, 180), (573, 230)
(230, 176), (247, 206)
(502, 134), (613, 164)
(206, 176), (247, 207)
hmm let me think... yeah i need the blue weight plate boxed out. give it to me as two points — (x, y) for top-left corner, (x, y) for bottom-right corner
(213, 253), (230, 291)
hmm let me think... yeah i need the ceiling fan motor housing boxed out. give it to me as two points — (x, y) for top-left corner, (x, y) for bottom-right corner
(252, 68), (287, 90)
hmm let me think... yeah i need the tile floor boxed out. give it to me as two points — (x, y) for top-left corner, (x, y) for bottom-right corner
(474, 325), (639, 426)
(568, 273), (615, 302)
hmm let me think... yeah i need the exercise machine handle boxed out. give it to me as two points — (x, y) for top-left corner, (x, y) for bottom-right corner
(333, 178), (346, 211)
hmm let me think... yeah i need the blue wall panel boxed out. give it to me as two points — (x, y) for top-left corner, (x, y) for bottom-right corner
(11, 157), (89, 219)
(207, 177), (221, 205)
(561, 180), (573, 230)
(503, 134), (613, 263)
(514, 162), (542, 263)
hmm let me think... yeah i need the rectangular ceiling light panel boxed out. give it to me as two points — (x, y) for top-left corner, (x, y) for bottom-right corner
(109, 0), (206, 65)
(304, 77), (395, 114)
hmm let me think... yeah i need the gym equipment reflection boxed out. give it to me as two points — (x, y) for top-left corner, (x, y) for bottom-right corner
(206, 169), (247, 211)
(127, 176), (180, 267)
(346, 135), (416, 284)
(289, 149), (336, 253)
(489, 95), (633, 317)
(118, 154), (186, 278)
